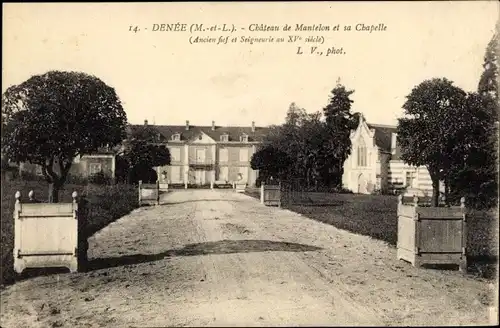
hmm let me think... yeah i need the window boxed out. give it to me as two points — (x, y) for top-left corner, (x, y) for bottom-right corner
(240, 134), (248, 142)
(391, 133), (397, 154)
(239, 148), (249, 162)
(196, 149), (206, 162)
(220, 134), (229, 142)
(406, 171), (416, 188)
(170, 147), (181, 162)
(89, 163), (102, 175)
(357, 139), (367, 167)
(219, 148), (228, 162)
(172, 133), (180, 141)
(170, 166), (181, 182)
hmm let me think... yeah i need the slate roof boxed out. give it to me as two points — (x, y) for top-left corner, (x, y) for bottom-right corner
(129, 124), (270, 143)
(366, 123), (402, 160)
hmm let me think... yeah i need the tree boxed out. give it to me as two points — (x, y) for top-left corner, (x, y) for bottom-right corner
(120, 125), (171, 183)
(397, 78), (468, 206)
(478, 20), (499, 105)
(285, 102), (308, 126)
(1, 71), (127, 202)
(250, 144), (292, 184)
(322, 81), (357, 187)
(447, 93), (498, 209)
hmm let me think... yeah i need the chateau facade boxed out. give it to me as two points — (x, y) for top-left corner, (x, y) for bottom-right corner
(133, 120), (269, 187)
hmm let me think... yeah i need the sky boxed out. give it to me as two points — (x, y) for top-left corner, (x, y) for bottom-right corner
(2, 2), (498, 127)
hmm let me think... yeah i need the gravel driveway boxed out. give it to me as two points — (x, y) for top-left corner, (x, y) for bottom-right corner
(1, 189), (496, 327)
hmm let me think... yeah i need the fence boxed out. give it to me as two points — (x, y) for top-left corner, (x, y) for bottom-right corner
(259, 179), (336, 207)
(13, 190), (81, 274)
(138, 180), (160, 206)
(281, 179), (313, 205)
(397, 195), (467, 271)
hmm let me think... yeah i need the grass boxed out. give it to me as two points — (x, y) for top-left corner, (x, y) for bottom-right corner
(245, 187), (498, 280)
(1, 178), (139, 286)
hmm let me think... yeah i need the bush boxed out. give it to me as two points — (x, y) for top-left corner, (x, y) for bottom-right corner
(333, 186), (353, 194)
(19, 171), (44, 182)
(65, 174), (89, 185)
(88, 172), (111, 185)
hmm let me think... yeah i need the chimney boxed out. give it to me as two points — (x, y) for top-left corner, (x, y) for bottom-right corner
(144, 119), (148, 126)
(212, 120), (215, 131)
(185, 120), (189, 130)
(391, 133), (397, 154)
(251, 121), (255, 132)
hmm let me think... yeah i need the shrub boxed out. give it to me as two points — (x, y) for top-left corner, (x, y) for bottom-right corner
(65, 174), (89, 185)
(19, 171), (44, 182)
(88, 172), (111, 185)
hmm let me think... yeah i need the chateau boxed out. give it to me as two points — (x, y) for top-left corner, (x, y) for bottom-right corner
(132, 120), (269, 187)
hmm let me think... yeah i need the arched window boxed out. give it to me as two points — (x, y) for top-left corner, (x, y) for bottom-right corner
(357, 139), (367, 167)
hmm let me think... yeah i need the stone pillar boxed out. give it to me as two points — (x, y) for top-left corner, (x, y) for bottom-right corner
(260, 183), (264, 204)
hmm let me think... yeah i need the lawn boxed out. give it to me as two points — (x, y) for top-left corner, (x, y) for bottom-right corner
(245, 187), (498, 279)
(1, 178), (139, 286)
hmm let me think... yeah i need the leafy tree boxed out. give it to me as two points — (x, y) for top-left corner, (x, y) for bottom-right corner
(447, 93), (498, 209)
(322, 82), (357, 187)
(254, 87), (357, 190)
(120, 125), (171, 183)
(250, 144), (292, 184)
(1, 71), (127, 202)
(285, 102), (308, 126)
(397, 78), (468, 206)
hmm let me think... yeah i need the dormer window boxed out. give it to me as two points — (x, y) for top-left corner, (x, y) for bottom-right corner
(240, 134), (248, 143)
(172, 133), (181, 141)
(220, 134), (229, 142)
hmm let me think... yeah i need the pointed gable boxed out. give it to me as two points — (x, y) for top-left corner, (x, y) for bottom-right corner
(189, 130), (216, 144)
(350, 114), (403, 160)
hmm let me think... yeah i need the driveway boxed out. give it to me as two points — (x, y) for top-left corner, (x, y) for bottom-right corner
(1, 189), (496, 327)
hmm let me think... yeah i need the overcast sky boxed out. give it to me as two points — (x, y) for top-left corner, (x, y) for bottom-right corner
(3, 2), (498, 127)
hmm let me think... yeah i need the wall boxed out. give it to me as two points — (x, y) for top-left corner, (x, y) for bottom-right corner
(388, 160), (434, 194)
(19, 155), (115, 181)
(78, 156), (114, 179)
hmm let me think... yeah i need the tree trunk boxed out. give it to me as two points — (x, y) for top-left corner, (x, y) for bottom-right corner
(444, 177), (450, 206)
(431, 177), (440, 207)
(48, 182), (60, 203)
